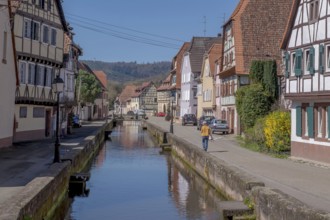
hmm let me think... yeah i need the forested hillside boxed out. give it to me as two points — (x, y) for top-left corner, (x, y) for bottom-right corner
(82, 60), (171, 85)
(81, 60), (172, 109)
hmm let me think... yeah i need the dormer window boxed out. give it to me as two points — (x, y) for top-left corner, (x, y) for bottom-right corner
(309, 0), (319, 22)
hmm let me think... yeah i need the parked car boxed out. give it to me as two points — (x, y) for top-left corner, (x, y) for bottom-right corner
(182, 114), (197, 126)
(197, 115), (215, 130)
(134, 109), (146, 116)
(156, 112), (166, 117)
(127, 111), (135, 116)
(209, 119), (230, 134)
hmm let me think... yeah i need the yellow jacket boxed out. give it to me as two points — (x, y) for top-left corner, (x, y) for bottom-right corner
(201, 125), (211, 137)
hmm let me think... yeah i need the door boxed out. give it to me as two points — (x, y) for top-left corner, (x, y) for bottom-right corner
(45, 110), (51, 137)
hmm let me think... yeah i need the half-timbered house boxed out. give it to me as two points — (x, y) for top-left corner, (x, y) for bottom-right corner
(282, 0), (330, 164)
(157, 73), (172, 114)
(12, 0), (68, 142)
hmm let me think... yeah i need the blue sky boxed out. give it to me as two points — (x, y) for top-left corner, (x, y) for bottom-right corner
(62, 0), (240, 63)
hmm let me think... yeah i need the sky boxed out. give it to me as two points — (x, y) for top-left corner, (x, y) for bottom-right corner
(62, 0), (240, 63)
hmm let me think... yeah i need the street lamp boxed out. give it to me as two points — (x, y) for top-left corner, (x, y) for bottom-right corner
(170, 96), (175, 133)
(52, 75), (64, 163)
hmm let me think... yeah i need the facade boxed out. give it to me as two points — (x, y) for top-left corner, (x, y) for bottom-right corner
(180, 37), (221, 118)
(136, 82), (157, 116)
(116, 84), (136, 115)
(0, 0), (18, 147)
(93, 70), (109, 119)
(170, 42), (190, 118)
(13, 0), (68, 142)
(219, 0), (294, 134)
(157, 74), (172, 114)
(198, 43), (222, 118)
(281, 0), (330, 164)
(214, 57), (222, 118)
(61, 32), (82, 133)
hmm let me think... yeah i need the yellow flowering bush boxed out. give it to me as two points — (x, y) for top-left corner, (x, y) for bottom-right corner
(264, 111), (291, 152)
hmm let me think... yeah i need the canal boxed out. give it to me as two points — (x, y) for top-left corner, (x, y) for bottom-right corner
(65, 121), (226, 220)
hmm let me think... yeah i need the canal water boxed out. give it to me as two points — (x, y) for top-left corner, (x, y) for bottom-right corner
(66, 121), (226, 220)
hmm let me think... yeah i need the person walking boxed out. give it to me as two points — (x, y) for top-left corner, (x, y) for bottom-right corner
(200, 121), (213, 151)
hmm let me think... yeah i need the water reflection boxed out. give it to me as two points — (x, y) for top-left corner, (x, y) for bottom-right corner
(67, 121), (225, 220)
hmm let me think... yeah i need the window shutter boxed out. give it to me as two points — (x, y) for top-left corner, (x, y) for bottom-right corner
(307, 106), (314, 138)
(296, 106), (302, 137)
(285, 52), (290, 77)
(319, 44), (324, 74)
(309, 47), (315, 74)
(295, 49), (302, 76)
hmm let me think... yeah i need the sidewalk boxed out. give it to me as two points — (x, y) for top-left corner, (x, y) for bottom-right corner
(0, 120), (106, 208)
(147, 116), (330, 213)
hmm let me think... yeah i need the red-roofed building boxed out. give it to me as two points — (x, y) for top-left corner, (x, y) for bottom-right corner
(93, 70), (109, 119)
(219, 0), (294, 134)
(170, 42), (190, 118)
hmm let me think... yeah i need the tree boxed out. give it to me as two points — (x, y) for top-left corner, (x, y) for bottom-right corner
(236, 83), (272, 128)
(77, 70), (102, 104)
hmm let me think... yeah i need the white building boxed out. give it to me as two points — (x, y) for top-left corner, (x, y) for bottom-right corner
(0, 0), (18, 147)
(281, 0), (330, 164)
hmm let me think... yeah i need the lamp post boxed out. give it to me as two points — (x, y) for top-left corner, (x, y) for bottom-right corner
(52, 75), (64, 163)
(170, 96), (174, 133)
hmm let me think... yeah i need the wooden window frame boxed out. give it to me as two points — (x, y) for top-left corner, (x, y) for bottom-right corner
(19, 61), (27, 84)
(309, 0), (319, 23)
(19, 106), (27, 118)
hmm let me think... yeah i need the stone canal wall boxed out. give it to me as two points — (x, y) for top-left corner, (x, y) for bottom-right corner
(5, 121), (113, 220)
(145, 121), (330, 220)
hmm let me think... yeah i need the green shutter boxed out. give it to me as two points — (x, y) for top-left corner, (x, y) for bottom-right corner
(295, 49), (302, 76)
(307, 106), (314, 138)
(319, 44), (324, 74)
(328, 107), (330, 138)
(296, 106), (302, 137)
(285, 52), (290, 78)
(309, 47), (315, 74)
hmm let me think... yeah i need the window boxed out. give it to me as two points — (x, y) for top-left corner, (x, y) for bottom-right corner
(31, 21), (39, 40)
(19, 61), (27, 84)
(291, 53), (296, 76)
(42, 25), (49, 44)
(2, 31), (7, 63)
(28, 63), (35, 85)
(309, 0), (319, 22)
(51, 28), (57, 46)
(45, 67), (52, 87)
(39, 0), (45, 9)
(24, 19), (31, 38)
(24, 19), (39, 40)
(47, 0), (51, 10)
(20, 107), (27, 118)
(304, 50), (310, 75)
(327, 45), (330, 71)
(36, 65), (45, 86)
(33, 107), (45, 118)
(317, 107), (324, 138)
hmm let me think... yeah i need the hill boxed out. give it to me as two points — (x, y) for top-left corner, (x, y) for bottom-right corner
(81, 60), (171, 85)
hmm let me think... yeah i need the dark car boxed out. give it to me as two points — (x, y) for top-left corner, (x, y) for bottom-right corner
(182, 114), (197, 126)
(197, 115), (215, 130)
(209, 119), (230, 134)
